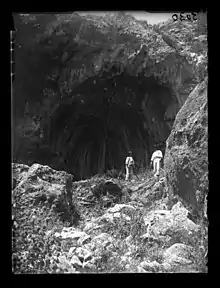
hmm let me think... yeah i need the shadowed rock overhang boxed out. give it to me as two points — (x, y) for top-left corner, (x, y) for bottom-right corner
(13, 13), (207, 180)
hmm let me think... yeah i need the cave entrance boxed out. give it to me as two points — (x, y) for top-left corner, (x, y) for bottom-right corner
(48, 72), (175, 180)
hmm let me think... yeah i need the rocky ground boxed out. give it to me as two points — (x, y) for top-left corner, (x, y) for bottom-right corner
(12, 162), (207, 274)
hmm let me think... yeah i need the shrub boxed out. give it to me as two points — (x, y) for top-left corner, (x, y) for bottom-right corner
(104, 169), (124, 179)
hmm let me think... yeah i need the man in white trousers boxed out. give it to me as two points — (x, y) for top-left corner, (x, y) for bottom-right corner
(150, 145), (163, 180)
(125, 151), (135, 181)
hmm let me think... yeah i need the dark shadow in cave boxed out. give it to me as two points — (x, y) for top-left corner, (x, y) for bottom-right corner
(39, 72), (174, 180)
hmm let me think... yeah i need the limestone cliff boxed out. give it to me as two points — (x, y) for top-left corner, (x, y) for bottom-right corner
(13, 12), (207, 179)
(164, 77), (208, 218)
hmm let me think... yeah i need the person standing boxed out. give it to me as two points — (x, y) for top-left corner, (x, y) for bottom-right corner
(150, 145), (163, 180)
(125, 151), (135, 181)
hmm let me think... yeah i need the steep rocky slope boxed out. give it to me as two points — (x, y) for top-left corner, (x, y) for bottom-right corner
(12, 161), (208, 273)
(13, 12), (207, 179)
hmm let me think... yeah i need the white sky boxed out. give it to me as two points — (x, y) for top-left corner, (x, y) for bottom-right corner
(78, 11), (175, 25)
(130, 12), (174, 24)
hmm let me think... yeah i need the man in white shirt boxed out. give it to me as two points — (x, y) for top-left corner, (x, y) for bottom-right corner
(150, 145), (163, 180)
(125, 151), (135, 181)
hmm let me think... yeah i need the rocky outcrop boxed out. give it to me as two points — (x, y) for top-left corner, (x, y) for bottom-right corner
(12, 163), (77, 233)
(12, 163), (30, 189)
(137, 243), (198, 273)
(164, 78), (208, 219)
(12, 162), (207, 274)
(141, 201), (200, 245)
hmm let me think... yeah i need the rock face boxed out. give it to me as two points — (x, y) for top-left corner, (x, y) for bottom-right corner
(14, 14), (207, 180)
(12, 163), (77, 225)
(12, 163), (30, 190)
(164, 78), (208, 217)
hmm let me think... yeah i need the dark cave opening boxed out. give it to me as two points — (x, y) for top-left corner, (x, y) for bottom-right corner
(42, 72), (174, 180)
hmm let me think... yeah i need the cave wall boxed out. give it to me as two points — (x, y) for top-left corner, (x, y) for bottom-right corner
(140, 79), (174, 158)
(13, 72), (177, 180)
(69, 74), (175, 179)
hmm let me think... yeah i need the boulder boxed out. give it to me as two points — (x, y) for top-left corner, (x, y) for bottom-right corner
(143, 202), (200, 240)
(164, 79), (208, 216)
(164, 243), (194, 259)
(137, 266), (149, 273)
(101, 212), (131, 222)
(107, 204), (135, 213)
(139, 260), (161, 272)
(70, 255), (83, 267)
(12, 163), (78, 254)
(58, 255), (75, 271)
(55, 228), (88, 240)
(15, 163), (73, 186)
(12, 163), (30, 190)
(91, 233), (113, 249)
(163, 243), (196, 266)
(77, 234), (91, 246)
(68, 247), (77, 258)
(75, 247), (93, 262)
(90, 203), (135, 223)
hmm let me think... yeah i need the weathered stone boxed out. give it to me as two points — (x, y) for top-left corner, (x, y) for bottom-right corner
(136, 266), (151, 273)
(139, 260), (161, 272)
(75, 247), (93, 262)
(125, 235), (133, 246)
(143, 203), (199, 240)
(68, 247), (77, 258)
(99, 211), (132, 223)
(12, 163), (30, 189)
(83, 221), (104, 233)
(56, 228), (87, 240)
(77, 234), (91, 246)
(91, 233), (113, 248)
(164, 79), (208, 215)
(163, 243), (197, 268)
(166, 256), (193, 266)
(112, 212), (121, 218)
(119, 255), (130, 266)
(82, 261), (96, 269)
(70, 255), (83, 267)
(98, 213), (114, 223)
(20, 163), (73, 185)
(12, 163), (77, 239)
(58, 255), (73, 270)
(107, 204), (135, 213)
(161, 262), (172, 271)
(171, 201), (188, 216)
(121, 213), (131, 221)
